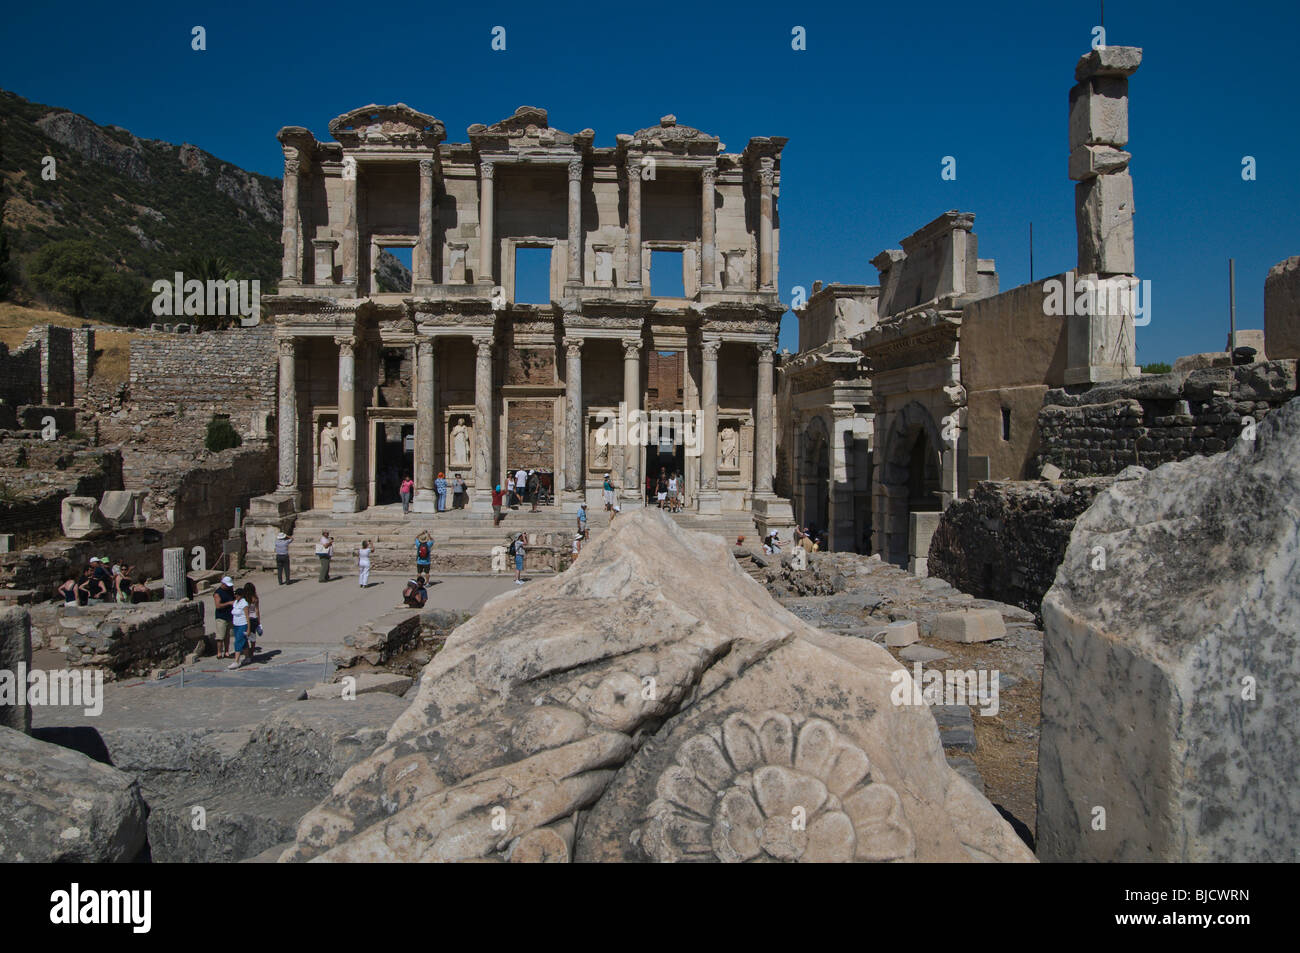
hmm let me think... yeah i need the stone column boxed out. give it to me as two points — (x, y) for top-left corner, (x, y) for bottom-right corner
(564, 337), (584, 500)
(281, 150), (301, 285)
(412, 338), (437, 512)
(626, 157), (642, 287)
(0, 606), (31, 733)
(276, 338), (297, 493)
(162, 547), (186, 601)
(333, 336), (359, 513)
(567, 158), (583, 285)
(754, 343), (775, 494)
(472, 335), (494, 509)
(479, 161), (496, 285)
(758, 158), (775, 291)
(418, 158), (435, 285)
(701, 167), (717, 290)
(698, 338), (721, 513)
(342, 156), (359, 287)
(622, 338), (642, 500)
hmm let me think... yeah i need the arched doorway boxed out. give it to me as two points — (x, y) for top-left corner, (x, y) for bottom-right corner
(800, 417), (830, 537)
(879, 401), (946, 566)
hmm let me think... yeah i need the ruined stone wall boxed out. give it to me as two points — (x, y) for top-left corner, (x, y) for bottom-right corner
(0, 442), (122, 548)
(57, 601), (204, 679)
(1265, 256), (1300, 360)
(0, 338), (44, 406)
(928, 478), (1112, 615)
(1036, 360), (1298, 477)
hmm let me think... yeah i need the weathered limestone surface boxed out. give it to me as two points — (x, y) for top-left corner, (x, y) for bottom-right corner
(1265, 256), (1300, 361)
(1038, 396), (1300, 861)
(0, 607), (32, 732)
(0, 725), (147, 862)
(283, 510), (1032, 863)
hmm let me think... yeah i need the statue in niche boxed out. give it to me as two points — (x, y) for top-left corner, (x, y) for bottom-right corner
(719, 425), (739, 470)
(593, 429), (611, 468)
(319, 420), (338, 471)
(451, 416), (473, 468)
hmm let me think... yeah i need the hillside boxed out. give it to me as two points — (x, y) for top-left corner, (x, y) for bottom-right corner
(0, 88), (282, 322)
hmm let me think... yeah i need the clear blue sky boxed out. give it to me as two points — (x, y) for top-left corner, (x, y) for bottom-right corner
(3, 0), (1296, 363)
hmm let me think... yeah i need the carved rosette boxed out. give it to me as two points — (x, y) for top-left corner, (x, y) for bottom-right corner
(638, 711), (915, 863)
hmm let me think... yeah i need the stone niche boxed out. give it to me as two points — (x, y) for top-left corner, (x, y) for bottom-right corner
(587, 411), (615, 474)
(444, 410), (475, 475)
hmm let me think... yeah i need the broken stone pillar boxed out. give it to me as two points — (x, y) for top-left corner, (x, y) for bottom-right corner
(0, 607), (32, 733)
(61, 496), (106, 539)
(1038, 398), (1300, 861)
(163, 547), (187, 601)
(1069, 46), (1141, 276)
(98, 490), (145, 529)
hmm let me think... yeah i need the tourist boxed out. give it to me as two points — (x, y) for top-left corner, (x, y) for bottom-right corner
(228, 585), (250, 669)
(403, 574), (428, 608)
(603, 473), (615, 511)
(113, 564), (131, 603)
(57, 574), (78, 606)
(572, 532), (583, 559)
(577, 502), (588, 540)
(275, 531), (292, 585)
(611, 504), (621, 522)
(511, 532), (527, 585)
(91, 558), (113, 601)
(505, 472), (516, 508)
(453, 473), (467, 509)
(436, 472), (448, 512)
(667, 472), (679, 512)
(244, 582), (262, 657)
(358, 539), (373, 588)
(656, 474), (668, 508)
(492, 484), (505, 526)
(400, 474), (414, 515)
(74, 566), (95, 606)
(528, 469), (540, 512)
(315, 531), (334, 582)
(415, 530), (433, 577)
(515, 467), (527, 507)
(798, 531), (816, 555)
(213, 575), (236, 659)
(129, 576), (151, 604)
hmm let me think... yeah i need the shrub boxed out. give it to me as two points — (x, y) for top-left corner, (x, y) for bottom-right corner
(204, 416), (241, 453)
(1141, 362), (1173, 375)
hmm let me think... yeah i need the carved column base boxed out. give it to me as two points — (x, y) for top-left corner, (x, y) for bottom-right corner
(695, 491), (722, 515)
(411, 489), (438, 513)
(332, 489), (360, 514)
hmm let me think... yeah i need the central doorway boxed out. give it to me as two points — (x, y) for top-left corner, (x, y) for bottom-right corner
(374, 420), (414, 505)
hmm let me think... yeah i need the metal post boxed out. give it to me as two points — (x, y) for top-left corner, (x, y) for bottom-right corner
(1228, 258), (1237, 352)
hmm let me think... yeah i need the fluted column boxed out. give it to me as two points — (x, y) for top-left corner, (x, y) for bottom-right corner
(478, 161), (495, 285)
(567, 159), (583, 285)
(758, 158), (775, 291)
(472, 335), (494, 509)
(701, 167), (717, 290)
(622, 338), (642, 499)
(280, 150), (301, 285)
(276, 338), (297, 493)
(564, 337), (583, 498)
(699, 339), (720, 509)
(412, 338), (437, 511)
(341, 157), (359, 287)
(333, 336), (359, 513)
(417, 158), (435, 284)
(755, 343), (775, 495)
(626, 157), (642, 287)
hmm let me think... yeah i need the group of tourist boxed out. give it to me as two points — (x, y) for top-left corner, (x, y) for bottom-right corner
(57, 557), (152, 606)
(649, 468), (685, 512)
(211, 575), (262, 669)
(397, 473), (469, 514)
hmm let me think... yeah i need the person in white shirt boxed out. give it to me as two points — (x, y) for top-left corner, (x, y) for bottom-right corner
(229, 589), (250, 669)
(506, 474), (516, 508)
(514, 468), (527, 507)
(357, 540), (373, 588)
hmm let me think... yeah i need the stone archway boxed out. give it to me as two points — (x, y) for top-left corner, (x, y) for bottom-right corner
(799, 416), (831, 536)
(878, 401), (945, 566)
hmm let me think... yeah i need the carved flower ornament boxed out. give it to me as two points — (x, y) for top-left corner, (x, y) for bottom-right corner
(637, 711), (915, 862)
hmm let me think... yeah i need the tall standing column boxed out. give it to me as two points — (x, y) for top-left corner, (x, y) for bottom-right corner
(622, 338), (642, 500)
(333, 336), (359, 513)
(478, 162), (495, 285)
(567, 159), (583, 285)
(472, 335), (494, 509)
(564, 338), (584, 499)
(626, 157), (642, 287)
(342, 156), (359, 287)
(418, 158), (435, 285)
(276, 338), (297, 493)
(758, 158), (775, 291)
(700, 167), (717, 290)
(698, 338), (721, 513)
(281, 150), (301, 285)
(754, 343), (775, 495)
(412, 338), (437, 512)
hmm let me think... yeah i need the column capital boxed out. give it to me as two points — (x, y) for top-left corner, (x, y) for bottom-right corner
(342, 155), (357, 181)
(416, 337), (436, 356)
(418, 157), (435, 177)
(757, 343), (775, 363)
(283, 153), (301, 177)
(567, 158), (583, 181)
(701, 339), (721, 361)
(565, 337), (584, 359)
(480, 161), (495, 181)
(334, 335), (356, 353)
(473, 335), (494, 357)
(622, 338), (642, 358)
(701, 166), (717, 185)
(757, 165), (775, 188)
(277, 338), (296, 358)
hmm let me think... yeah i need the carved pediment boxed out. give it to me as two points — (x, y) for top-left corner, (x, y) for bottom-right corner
(329, 104), (446, 147)
(468, 106), (593, 152)
(623, 115), (721, 155)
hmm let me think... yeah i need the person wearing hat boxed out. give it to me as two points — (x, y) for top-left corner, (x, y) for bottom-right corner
(315, 531), (334, 582)
(213, 575), (236, 659)
(415, 530), (433, 577)
(274, 531), (293, 585)
(491, 484), (505, 526)
(576, 502), (588, 541)
(435, 472), (448, 513)
(510, 532), (527, 585)
(602, 473), (615, 512)
(571, 532), (583, 559)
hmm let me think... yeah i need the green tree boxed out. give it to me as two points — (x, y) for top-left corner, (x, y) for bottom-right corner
(204, 415), (242, 453)
(0, 179), (11, 302)
(28, 240), (110, 316)
(1141, 362), (1172, 375)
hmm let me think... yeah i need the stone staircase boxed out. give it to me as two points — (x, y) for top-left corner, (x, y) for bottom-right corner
(283, 504), (760, 573)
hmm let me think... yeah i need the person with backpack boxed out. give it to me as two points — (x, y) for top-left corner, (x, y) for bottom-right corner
(415, 530), (433, 576)
(403, 575), (428, 608)
(510, 533), (527, 585)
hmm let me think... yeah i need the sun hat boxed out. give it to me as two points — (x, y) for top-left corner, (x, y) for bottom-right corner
(221, 575), (233, 586)
(89, 557), (100, 564)
(276, 532), (288, 540)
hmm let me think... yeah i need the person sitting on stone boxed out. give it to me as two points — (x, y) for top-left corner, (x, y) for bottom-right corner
(129, 576), (151, 604)
(74, 566), (96, 606)
(403, 574), (428, 608)
(57, 574), (78, 606)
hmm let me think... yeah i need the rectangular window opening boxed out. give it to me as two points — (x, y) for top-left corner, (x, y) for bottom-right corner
(375, 246), (413, 293)
(1000, 407), (1012, 441)
(514, 247), (552, 304)
(650, 250), (685, 298)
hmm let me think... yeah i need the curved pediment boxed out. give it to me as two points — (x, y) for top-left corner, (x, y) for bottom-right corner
(625, 115), (721, 155)
(468, 106), (594, 152)
(329, 104), (446, 147)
